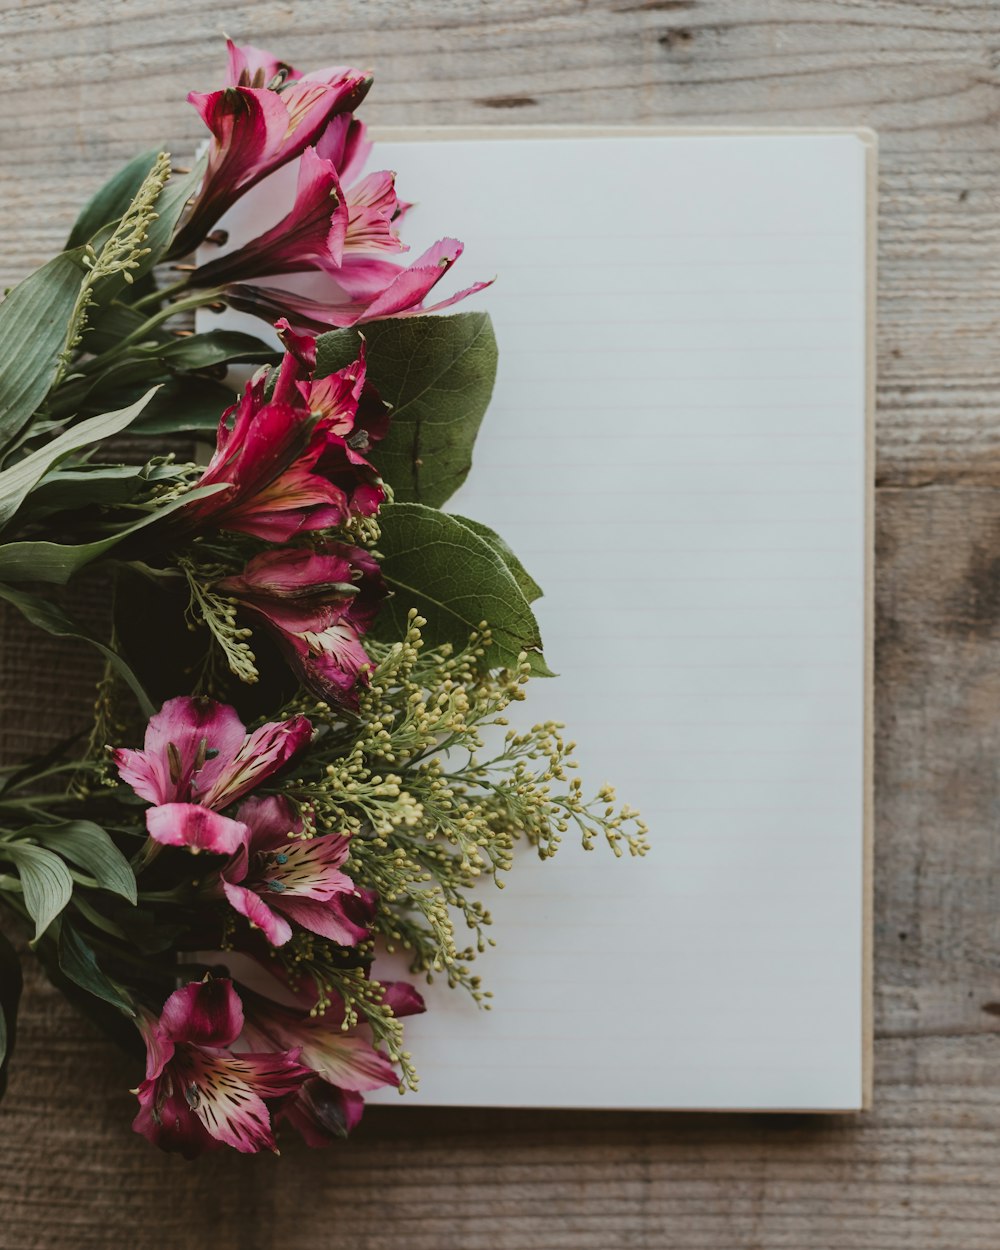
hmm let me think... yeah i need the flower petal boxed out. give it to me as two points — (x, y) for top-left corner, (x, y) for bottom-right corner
(133, 1075), (220, 1159)
(199, 715), (312, 809)
(315, 114), (372, 185)
(266, 833), (353, 899)
(226, 39), (296, 89)
(160, 978), (245, 1048)
(381, 980), (426, 1020)
(282, 1079), (365, 1145)
(146, 805), (252, 855)
(223, 880), (294, 946)
(296, 1031), (399, 1092)
(274, 891), (373, 946)
(235, 794), (304, 854)
(146, 803), (250, 855)
(173, 1046), (308, 1153)
(136, 1009), (176, 1080)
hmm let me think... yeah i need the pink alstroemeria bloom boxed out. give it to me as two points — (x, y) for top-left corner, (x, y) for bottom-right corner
(132, 978), (310, 1157)
(227, 236), (492, 331)
(220, 795), (373, 947)
(240, 979), (425, 1144)
(218, 542), (386, 710)
(190, 147), (348, 287)
(182, 344), (389, 542)
(170, 39), (372, 257)
(271, 322), (389, 517)
(315, 117), (409, 259)
(111, 697), (312, 854)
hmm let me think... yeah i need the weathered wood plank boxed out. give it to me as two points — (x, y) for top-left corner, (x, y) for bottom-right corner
(4, 1), (1000, 486)
(3, 2), (1000, 1247)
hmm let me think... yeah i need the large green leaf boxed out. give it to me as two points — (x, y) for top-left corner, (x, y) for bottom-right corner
(0, 842), (73, 942)
(456, 516), (543, 604)
(374, 502), (543, 669)
(25, 822), (137, 904)
(314, 313), (497, 507)
(0, 583), (155, 717)
(56, 918), (135, 1016)
(0, 389), (157, 533)
(0, 481), (226, 585)
(0, 248), (90, 451)
(0, 927), (22, 1100)
(66, 147), (164, 250)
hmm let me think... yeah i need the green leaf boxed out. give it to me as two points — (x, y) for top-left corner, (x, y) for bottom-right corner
(130, 377), (236, 435)
(0, 248), (90, 452)
(1, 842), (73, 942)
(455, 517), (555, 677)
(0, 927), (22, 1100)
(0, 389), (157, 533)
(375, 502), (543, 668)
(82, 300), (157, 356)
(0, 481), (227, 585)
(66, 147), (164, 250)
(57, 918), (135, 1016)
(153, 329), (278, 371)
(24, 822), (137, 904)
(0, 583), (155, 717)
(455, 516), (543, 604)
(314, 313), (498, 507)
(18, 464), (152, 520)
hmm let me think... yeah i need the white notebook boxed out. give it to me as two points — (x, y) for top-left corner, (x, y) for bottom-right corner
(205, 128), (875, 1112)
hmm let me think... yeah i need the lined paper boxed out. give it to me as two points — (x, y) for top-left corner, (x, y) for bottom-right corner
(205, 129), (873, 1110)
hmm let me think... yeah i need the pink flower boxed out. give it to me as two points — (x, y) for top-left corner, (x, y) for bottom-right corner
(132, 978), (309, 1157)
(111, 697), (311, 854)
(220, 795), (373, 947)
(315, 117), (409, 259)
(240, 977), (425, 1144)
(171, 40), (372, 256)
(181, 343), (389, 542)
(218, 542), (386, 710)
(227, 236), (492, 331)
(190, 147), (347, 287)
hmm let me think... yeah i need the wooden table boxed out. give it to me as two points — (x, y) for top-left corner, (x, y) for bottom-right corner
(2, 2), (999, 1246)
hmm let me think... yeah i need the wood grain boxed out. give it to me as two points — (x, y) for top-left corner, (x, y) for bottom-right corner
(2, 1), (1000, 1246)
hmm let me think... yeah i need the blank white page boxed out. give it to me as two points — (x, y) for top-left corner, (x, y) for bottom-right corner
(203, 128), (874, 1111)
(364, 129), (873, 1112)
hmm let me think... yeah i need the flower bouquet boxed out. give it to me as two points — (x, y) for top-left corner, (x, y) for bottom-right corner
(0, 39), (646, 1157)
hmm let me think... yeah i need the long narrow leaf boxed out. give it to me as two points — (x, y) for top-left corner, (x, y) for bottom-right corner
(57, 918), (135, 1016)
(0, 249), (89, 452)
(0, 481), (227, 586)
(0, 389), (157, 533)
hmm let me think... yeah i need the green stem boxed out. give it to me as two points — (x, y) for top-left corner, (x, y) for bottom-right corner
(75, 288), (225, 378)
(130, 837), (162, 877)
(130, 277), (192, 312)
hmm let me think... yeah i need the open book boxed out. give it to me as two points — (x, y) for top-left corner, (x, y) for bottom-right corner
(205, 127), (875, 1112)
